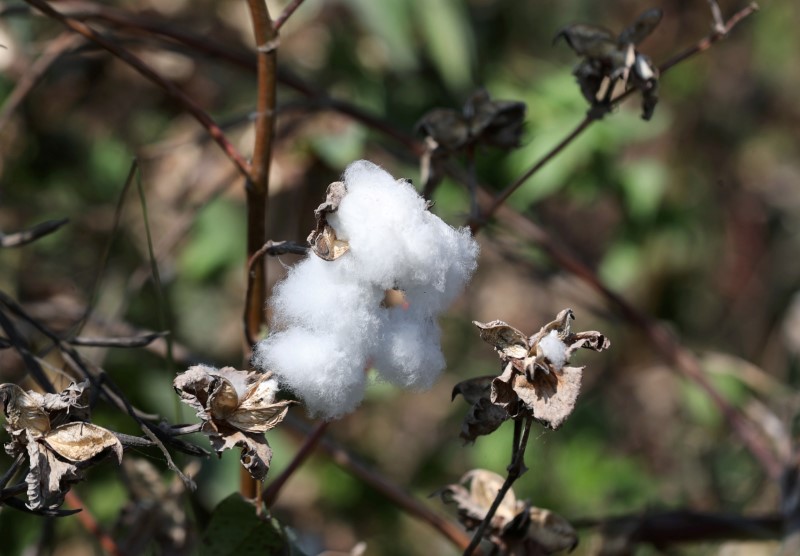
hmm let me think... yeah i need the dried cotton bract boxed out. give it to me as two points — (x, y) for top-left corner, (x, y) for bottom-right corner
(0, 381), (123, 510)
(437, 469), (578, 554)
(454, 309), (610, 439)
(254, 160), (479, 419)
(173, 365), (292, 480)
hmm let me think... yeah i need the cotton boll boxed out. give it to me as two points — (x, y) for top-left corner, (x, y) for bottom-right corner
(372, 309), (445, 389)
(539, 330), (568, 371)
(253, 329), (367, 419)
(271, 256), (383, 336)
(254, 160), (479, 419)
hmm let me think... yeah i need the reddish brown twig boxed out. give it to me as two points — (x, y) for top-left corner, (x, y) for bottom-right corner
(274, 0), (306, 31)
(284, 415), (472, 551)
(65, 491), (125, 556)
(240, 0), (279, 503)
(22, 0), (252, 179)
(263, 420), (329, 506)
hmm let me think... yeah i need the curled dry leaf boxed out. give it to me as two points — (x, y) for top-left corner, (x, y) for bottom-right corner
(555, 8), (662, 120)
(416, 89), (526, 191)
(173, 365), (292, 480)
(308, 181), (350, 261)
(456, 310), (609, 434)
(0, 381), (123, 510)
(438, 469), (577, 554)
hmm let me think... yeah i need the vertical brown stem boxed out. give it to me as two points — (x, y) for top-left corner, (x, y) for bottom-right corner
(242, 0), (277, 501)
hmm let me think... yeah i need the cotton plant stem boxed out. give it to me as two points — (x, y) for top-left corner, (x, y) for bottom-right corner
(273, 0), (306, 31)
(471, 1), (759, 231)
(241, 0), (279, 503)
(65, 491), (125, 556)
(22, 0), (252, 179)
(263, 420), (329, 506)
(463, 416), (534, 556)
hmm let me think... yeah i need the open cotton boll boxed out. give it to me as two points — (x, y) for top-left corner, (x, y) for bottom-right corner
(373, 309), (445, 389)
(270, 255), (383, 335)
(254, 160), (478, 419)
(253, 329), (368, 419)
(539, 330), (568, 371)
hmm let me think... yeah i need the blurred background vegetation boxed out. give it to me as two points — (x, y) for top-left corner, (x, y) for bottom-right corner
(1, 0), (799, 554)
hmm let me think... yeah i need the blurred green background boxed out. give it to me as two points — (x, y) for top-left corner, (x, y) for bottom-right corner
(1, 0), (799, 554)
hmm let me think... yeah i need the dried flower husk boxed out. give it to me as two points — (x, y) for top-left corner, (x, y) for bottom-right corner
(308, 181), (350, 261)
(0, 381), (123, 510)
(455, 310), (609, 435)
(555, 8), (663, 119)
(173, 365), (292, 480)
(438, 469), (577, 554)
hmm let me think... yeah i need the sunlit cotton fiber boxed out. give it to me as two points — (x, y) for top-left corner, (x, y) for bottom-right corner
(253, 160), (478, 419)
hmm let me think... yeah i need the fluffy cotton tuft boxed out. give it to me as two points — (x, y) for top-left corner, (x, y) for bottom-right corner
(538, 330), (568, 371)
(253, 160), (478, 419)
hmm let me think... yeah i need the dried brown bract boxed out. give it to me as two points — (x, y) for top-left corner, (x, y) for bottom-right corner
(173, 365), (292, 480)
(437, 469), (578, 554)
(416, 89), (526, 189)
(308, 181), (350, 261)
(454, 310), (609, 438)
(0, 381), (123, 510)
(555, 8), (662, 120)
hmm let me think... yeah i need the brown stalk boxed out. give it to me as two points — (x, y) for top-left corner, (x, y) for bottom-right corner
(263, 420), (329, 506)
(241, 0), (279, 503)
(284, 416), (473, 551)
(22, 0), (252, 179)
(65, 491), (125, 556)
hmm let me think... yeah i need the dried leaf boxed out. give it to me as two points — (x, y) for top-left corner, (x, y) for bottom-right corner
(415, 108), (470, 152)
(473, 320), (530, 360)
(25, 437), (82, 510)
(465, 89), (526, 149)
(173, 365), (216, 420)
(309, 225), (350, 261)
(308, 181), (351, 261)
(507, 365), (584, 430)
(527, 507), (579, 553)
(0, 383), (51, 435)
(43, 422), (123, 463)
(618, 8), (663, 46)
(206, 424), (273, 481)
(554, 24), (617, 60)
(452, 375), (494, 404)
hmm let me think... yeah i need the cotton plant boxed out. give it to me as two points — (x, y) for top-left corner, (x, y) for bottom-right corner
(253, 160), (479, 419)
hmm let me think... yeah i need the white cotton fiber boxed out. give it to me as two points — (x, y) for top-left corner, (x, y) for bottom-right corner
(253, 329), (367, 419)
(253, 160), (479, 419)
(538, 330), (568, 371)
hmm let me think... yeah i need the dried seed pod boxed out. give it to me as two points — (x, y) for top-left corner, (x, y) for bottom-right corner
(554, 24), (617, 60)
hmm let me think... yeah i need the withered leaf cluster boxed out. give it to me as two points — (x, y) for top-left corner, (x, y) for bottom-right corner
(454, 310), (610, 440)
(438, 469), (578, 555)
(0, 381), (123, 510)
(173, 365), (292, 480)
(308, 180), (350, 261)
(555, 8), (662, 120)
(416, 89), (526, 189)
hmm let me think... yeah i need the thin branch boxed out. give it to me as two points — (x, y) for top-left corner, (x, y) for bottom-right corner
(65, 491), (125, 556)
(0, 32), (82, 131)
(285, 415), (472, 551)
(273, 0), (306, 31)
(263, 420), (329, 506)
(471, 2), (759, 230)
(0, 218), (70, 248)
(69, 331), (167, 348)
(22, 0), (253, 179)
(463, 417), (533, 556)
